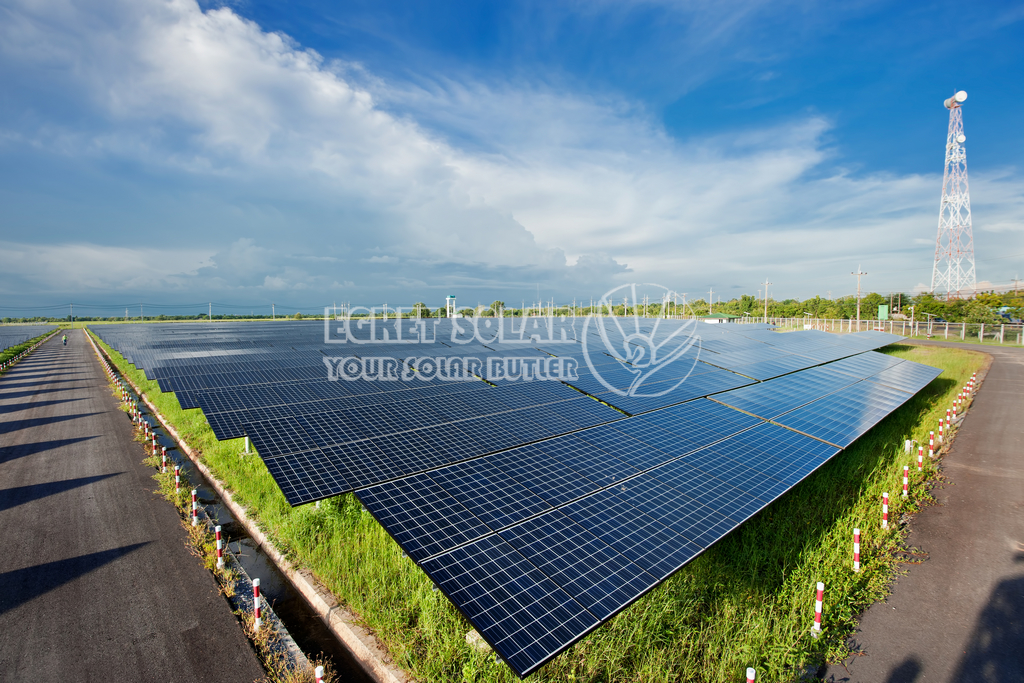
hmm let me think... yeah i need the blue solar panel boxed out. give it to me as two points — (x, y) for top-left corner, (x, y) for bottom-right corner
(770, 380), (915, 447)
(866, 361), (942, 393)
(713, 365), (860, 420)
(428, 458), (553, 530)
(497, 510), (658, 619)
(357, 473), (492, 563)
(560, 488), (703, 580)
(92, 319), (928, 678)
(420, 535), (600, 677)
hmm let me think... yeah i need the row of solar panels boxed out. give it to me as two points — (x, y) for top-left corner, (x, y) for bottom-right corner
(0, 326), (57, 351)
(91, 320), (936, 677)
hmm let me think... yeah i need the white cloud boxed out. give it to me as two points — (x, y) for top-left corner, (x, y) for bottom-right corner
(0, 0), (1022, 305)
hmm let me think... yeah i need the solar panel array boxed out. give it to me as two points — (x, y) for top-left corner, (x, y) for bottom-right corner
(0, 325), (57, 352)
(93, 318), (939, 677)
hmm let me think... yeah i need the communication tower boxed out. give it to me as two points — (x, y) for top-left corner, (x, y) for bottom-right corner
(930, 90), (976, 298)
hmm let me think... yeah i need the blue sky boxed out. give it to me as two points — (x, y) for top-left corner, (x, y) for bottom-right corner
(1, 0), (1022, 316)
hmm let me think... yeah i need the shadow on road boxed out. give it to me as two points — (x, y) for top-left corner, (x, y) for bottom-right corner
(951, 575), (1024, 683)
(884, 657), (922, 683)
(0, 436), (100, 464)
(0, 412), (102, 436)
(0, 378), (89, 391)
(0, 387), (80, 400)
(0, 542), (150, 615)
(0, 397), (85, 415)
(0, 472), (124, 512)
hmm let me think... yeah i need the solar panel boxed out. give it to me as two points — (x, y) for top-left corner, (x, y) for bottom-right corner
(421, 535), (599, 677)
(91, 318), (931, 678)
(712, 365), (861, 419)
(497, 510), (658, 620)
(866, 361), (943, 393)
(770, 380), (918, 447)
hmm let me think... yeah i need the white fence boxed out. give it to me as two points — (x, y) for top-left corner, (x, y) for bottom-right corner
(731, 317), (1024, 345)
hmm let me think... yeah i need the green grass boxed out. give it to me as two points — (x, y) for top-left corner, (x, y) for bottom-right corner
(88, 328), (986, 682)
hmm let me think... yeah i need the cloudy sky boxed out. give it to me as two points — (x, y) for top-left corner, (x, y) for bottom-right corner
(1, 0), (1022, 316)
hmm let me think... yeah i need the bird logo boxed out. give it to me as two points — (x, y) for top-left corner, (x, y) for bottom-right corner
(582, 284), (700, 397)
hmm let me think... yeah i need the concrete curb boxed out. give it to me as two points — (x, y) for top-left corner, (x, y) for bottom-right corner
(84, 328), (411, 683)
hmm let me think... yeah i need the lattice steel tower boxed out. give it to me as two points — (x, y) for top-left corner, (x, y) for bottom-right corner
(930, 90), (976, 298)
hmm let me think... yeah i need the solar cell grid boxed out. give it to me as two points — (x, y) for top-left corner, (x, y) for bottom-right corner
(713, 365), (861, 420)
(497, 510), (658, 620)
(539, 433), (640, 487)
(490, 445), (602, 506)
(682, 446), (793, 503)
(866, 361), (942, 393)
(771, 380), (914, 447)
(612, 472), (741, 548)
(356, 474), (492, 562)
(421, 535), (599, 677)
(728, 354), (820, 380)
(560, 488), (702, 580)
(428, 458), (553, 530)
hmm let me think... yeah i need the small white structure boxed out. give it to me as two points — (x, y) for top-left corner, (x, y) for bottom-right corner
(445, 295), (458, 318)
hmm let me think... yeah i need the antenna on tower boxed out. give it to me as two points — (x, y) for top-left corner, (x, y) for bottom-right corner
(931, 90), (976, 299)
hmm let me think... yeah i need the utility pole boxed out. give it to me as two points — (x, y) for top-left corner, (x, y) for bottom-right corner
(125, 308), (128, 323)
(760, 278), (772, 321)
(209, 302), (212, 322)
(272, 303), (275, 320)
(852, 266), (867, 326)
(140, 303), (143, 323)
(707, 287), (714, 315)
(70, 303), (73, 329)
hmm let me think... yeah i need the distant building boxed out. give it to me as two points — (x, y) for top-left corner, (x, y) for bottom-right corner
(699, 313), (741, 324)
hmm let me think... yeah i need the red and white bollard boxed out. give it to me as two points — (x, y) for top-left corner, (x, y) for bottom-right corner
(161, 451), (167, 474)
(191, 489), (199, 527)
(853, 528), (861, 572)
(952, 404), (957, 422)
(175, 465), (181, 492)
(315, 665), (325, 683)
(215, 525), (224, 569)
(929, 431), (935, 457)
(253, 578), (262, 631)
(161, 446), (167, 469)
(882, 492), (889, 529)
(812, 582), (824, 636)
(917, 447), (924, 471)
(903, 465), (910, 497)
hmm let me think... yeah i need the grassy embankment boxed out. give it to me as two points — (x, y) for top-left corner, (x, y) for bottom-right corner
(88, 329), (985, 683)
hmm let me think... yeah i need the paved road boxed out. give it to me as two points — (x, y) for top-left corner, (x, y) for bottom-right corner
(825, 341), (1024, 683)
(0, 330), (265, 682)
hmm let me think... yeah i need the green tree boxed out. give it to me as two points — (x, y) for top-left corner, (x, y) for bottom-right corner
(412, 302), (432, 318)
(861, 293), (886, 319)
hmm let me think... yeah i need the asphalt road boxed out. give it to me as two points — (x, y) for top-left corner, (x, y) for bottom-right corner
(0, 330), (265, 682)
(825, 341), (1024, 683)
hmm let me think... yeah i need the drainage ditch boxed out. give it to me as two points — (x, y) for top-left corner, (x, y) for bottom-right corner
(123, 380), (373, 683)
